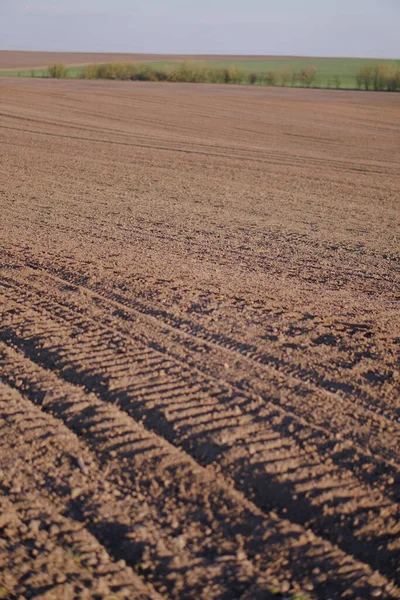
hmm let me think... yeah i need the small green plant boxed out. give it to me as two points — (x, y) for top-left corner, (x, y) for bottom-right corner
(65, 544), (83, 567)
(48, 64), (68, 78)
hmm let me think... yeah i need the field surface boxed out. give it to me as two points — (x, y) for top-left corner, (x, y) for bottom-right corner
(1, 50), (399, 88)
(0, 79), (399, 599)
(0, 51), (289, 70)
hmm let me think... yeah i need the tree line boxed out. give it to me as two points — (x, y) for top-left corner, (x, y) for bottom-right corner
(45, 62), (400, 91)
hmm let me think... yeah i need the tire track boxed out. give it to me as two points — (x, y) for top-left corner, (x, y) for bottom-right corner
(0, 497), (161, 600)
(1, 275), (399, 581)
(2, 353), (387, 600)
(0, 374), (300, 599)
(0, 385), (163, 600)
(6, 251), (397, 432)
(87, 278), (399, 426)
(2, 259), (398, 486)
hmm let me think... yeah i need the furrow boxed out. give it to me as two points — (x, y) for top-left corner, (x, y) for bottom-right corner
(0, 496), (163, 600)
(0, 385), (163, 600)
(2, 348), (391, 600)
(87, 276), (399, 420)
(1, 280), (399, 580)
(0, 365), (294, 599)
(3, 259), (397, 470)
(108, 288), (399, 426)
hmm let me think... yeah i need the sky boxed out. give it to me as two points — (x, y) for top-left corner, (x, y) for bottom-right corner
(0, 0), (399, 58)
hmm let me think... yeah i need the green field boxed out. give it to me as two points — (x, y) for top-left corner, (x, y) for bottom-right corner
(1, 57), (399, 89)
(0, 65), (84, 78)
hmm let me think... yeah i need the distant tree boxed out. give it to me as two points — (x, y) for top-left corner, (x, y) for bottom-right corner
(386, 66), (400, 91)
(279, 68), (290, 86)
(333, 75), (342, 89)
(290, 69), (298, 87)
(298, 66), (318, 87)
(264, 70), (278, 86)
(372, 64), (388, 91)
(47, 64), (68, 78)
(248, 72), (258, 85)
(356, 65), (373, 90)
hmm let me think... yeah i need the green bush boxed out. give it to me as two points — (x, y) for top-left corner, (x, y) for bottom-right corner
(385, 66), (400, 91)
(130, 64), (159, 81)
(83, 63), (131, 79)
(175, 62), (209, 83)
(298, 66), (318, 87)
(372, 64), (388, 91)
(355, 65), (373, 90)
(264, 70), (278, 86)
(248, 72), (258, 85)
(279, 68), (290, 86)
(108, 62), (133, 80)
(290, 70), (298, 86)
(356, 63), (400, 91)
(82, 64), (96, 79)
(226, 67), (245, 84)
(333, 75), (342, 89)
(47, 64), (68, 78)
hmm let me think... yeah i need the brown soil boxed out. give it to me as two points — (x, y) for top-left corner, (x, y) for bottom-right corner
(0, 78), (399, 599)
(0, 50), (310, 71)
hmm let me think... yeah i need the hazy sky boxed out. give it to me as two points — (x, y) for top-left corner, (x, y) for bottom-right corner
(1, 0), (399, 58)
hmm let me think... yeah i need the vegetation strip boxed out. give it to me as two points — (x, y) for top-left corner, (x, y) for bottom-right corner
(1, 58), (400, 90)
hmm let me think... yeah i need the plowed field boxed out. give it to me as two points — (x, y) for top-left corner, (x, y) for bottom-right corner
(0, 79), (399, 600)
